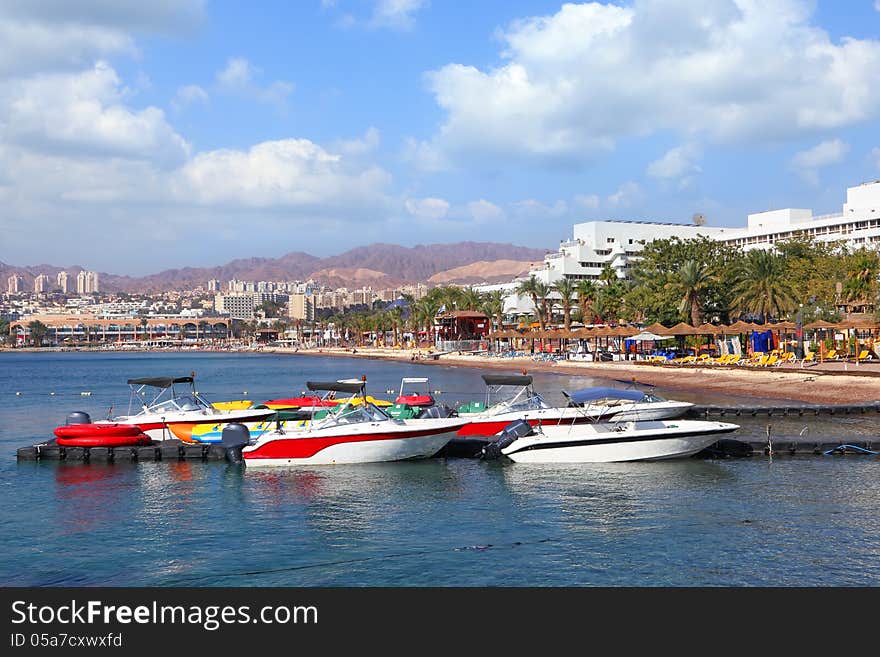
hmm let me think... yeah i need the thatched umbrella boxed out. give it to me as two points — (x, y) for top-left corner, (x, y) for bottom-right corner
(725, 320), (753, 333)
(644, 322), (670, 335)
(664, 322), (697, 336)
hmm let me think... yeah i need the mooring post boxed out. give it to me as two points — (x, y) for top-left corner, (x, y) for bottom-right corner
(766, 424), (773, 457)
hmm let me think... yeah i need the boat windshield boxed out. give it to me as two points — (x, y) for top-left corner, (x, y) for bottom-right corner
(141, 393), (212, 415)
(317, 401), (390, 426)
(500, 391), (551, 412)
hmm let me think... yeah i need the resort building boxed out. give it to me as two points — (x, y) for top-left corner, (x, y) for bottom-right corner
(717, 180), (880, 251)
(479, 179), (880, 320)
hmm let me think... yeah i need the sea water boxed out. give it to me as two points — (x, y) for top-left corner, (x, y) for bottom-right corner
(2, 351), (880, 586)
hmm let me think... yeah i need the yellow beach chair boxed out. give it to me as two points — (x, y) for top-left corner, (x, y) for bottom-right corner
(800, 351), (816, 367)
(853, 349), (871, 362)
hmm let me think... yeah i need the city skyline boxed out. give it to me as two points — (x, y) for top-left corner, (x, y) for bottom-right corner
(1, 1), (880, 275)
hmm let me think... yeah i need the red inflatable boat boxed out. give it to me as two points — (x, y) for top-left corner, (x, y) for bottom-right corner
(53, 423), (152, 447)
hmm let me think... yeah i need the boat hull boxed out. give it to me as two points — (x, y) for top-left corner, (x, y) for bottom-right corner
(243, 420), (466, 466)
(501, 421), (738, 463)
(457, 402), (693, 436)
(95, 409), (276, 442)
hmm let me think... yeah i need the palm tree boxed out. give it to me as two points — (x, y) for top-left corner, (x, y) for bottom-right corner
(552, 278), (576, 331)
(533, 280), (550, 330)
(414, 297), (440, 346)
(388, 306), (404, 346)
(575, 280), (598, 324)
(516, 277), (541, 328)
(676, 260), (714, 326)
(458, 287), (483, 311)
(599, 265), (618, 285)
(27, 320), (49, 347)
(730, 250), (796, 322)
(481, 289), (506, 334)
(843, 250), (880, 309)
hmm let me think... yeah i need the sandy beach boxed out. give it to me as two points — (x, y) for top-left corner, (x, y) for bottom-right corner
(5, 344), (880, 404)
(260, 345), (880, 405)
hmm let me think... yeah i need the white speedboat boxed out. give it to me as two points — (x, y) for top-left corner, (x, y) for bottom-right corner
(562, 386), (694, 421)
(457, 374), (691, 437)
(482, 417), (739, 463)
(84, 376), (275, 441)
(240, 380), (469, 466)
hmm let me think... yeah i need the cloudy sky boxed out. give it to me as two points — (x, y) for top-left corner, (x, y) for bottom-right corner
(1, 0), (880, 275)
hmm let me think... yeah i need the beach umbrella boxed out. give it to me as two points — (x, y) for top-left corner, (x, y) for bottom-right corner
(725, 320), (752, 333)
(664, 322), (697, 336)
(804, 320), (837, 329)
(644, 322), (671, 336)
(629, 331), (673, 341)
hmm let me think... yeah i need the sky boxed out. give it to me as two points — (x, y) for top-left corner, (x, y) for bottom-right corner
(1, 0), (880, 275)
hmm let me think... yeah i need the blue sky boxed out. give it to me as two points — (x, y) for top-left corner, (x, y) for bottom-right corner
(1, 0), (880, 275)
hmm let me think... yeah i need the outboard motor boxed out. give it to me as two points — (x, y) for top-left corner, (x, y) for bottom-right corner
(221, 423), (251, 464)
(481, 419), (534, 460)
(65, 411), (92, 425)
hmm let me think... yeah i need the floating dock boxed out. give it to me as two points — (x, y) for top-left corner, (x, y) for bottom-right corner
(16, 439), (227, 463)
(688, 402), (880, 418)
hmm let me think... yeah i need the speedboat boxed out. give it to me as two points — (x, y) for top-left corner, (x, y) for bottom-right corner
(456, 374), (607, 437)
(562, 386), (694, 421)
(386, 377), (450, 419)
(481, 417), (739, 463)
(60, 376), (276, 442)
(240, 379), (468, 466)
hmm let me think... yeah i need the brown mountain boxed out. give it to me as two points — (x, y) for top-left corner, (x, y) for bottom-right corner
(428, 259), (539, 285)
(0, 242), (550, 293)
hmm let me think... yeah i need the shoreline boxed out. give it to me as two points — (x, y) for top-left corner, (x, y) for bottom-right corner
(263, 346), (880, 405)
(6, 345), (880, 405)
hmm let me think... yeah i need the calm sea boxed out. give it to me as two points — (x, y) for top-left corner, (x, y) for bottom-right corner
(2, 351), (880, 586)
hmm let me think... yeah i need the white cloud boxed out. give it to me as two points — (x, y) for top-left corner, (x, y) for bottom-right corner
(171, 84), (208, 112)
(178, 139), (391, 209)
(510, 199), (568, 219)
(647, 143), (703, 180)
(607, 182), (641, 208)
(405, 197), (450, 220)
(467, 199), (505, 223)
(789, 139), (849, 184)
(369, 0), (428, 30)
(0, 1), (204, 78)
(0, 61), (190, 166)
(215, 57), (294, 108)
(420, 1), (880, 167)
(574, 194), (600, 211)
(333, 127), (381, 157)
(876, 1), (880, 12)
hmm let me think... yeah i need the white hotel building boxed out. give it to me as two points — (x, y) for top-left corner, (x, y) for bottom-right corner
(483, 180), (880, 316)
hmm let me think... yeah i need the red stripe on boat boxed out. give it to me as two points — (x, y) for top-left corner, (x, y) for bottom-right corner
(244, 427), (452, 460)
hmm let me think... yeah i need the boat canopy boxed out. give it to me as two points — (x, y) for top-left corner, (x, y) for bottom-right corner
(563, 387), (646, 405)
(306, 380), (365, 394)
(127, 376), (193, 387)
(482, 374), (533, 387)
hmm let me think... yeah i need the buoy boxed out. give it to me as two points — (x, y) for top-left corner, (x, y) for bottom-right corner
(50, 392), (55, 396)
(81, 392), (92, 396)
(15, 392), (21, 396)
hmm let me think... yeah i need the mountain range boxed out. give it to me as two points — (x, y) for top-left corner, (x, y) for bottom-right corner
(0, 242), (552, 293)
